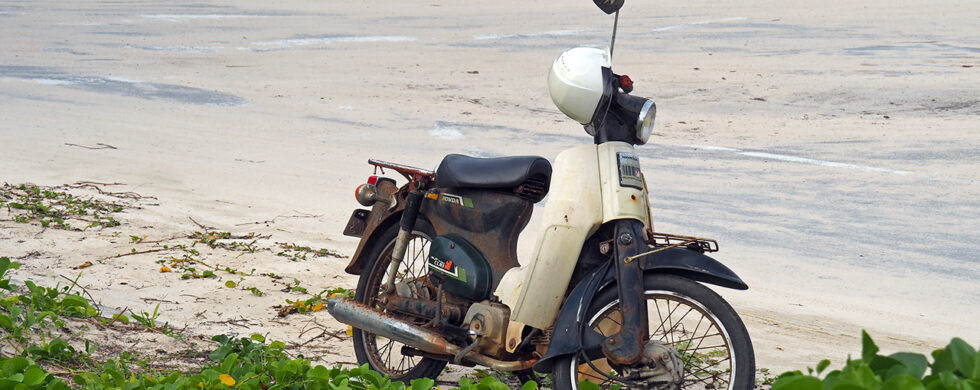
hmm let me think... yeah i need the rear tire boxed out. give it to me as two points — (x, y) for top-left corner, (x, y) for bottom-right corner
(551, 274), (754, 390)
(351, 220), (447, 382)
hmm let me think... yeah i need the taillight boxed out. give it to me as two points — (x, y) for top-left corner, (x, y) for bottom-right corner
(367, 176), (379, 185)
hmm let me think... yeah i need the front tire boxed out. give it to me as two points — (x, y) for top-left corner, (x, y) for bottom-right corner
(552, 274), (755, 390)
(351, 220), (447, 382)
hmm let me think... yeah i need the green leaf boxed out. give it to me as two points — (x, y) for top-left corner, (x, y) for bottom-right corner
(0, 314), (12, 331)
(250, 333), (266, 343)
(837, 361), (881, 389)
(2, 357), (30, 376)
(521, 380), (539, 390)
(936, 347), (958, 375)
(974, 353), (980, 380)
(410, 377), (434, 390)
(23, 366), (47, 386)
(831, 385), (873, 390)
(577, 381), (602, 390)
(220, 353), (240, 373)
(891, 353), (930, 380)
(873, 355), (911, 379)
(307, 365), (330, 380)
(947, 338), (976, 377)
(772, 375), (823, 390)
(225, 281), (237, 288)
(61, 295), (89, 309)
(882, 375), (927, 390)
(863, 330), (881, 363)
(817, 359), (832, 375)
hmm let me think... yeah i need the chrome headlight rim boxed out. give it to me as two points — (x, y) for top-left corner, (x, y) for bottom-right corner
(634, 99), (656, 145)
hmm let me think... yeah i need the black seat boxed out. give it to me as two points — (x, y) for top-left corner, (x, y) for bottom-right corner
(435, 154), (552, 196)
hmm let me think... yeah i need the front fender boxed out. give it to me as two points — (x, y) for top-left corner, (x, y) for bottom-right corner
(640, 247), (748, 290)
(531, 248), (747, 373)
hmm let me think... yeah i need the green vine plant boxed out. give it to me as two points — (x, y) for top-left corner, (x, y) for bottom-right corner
(774, 331), (979, 390)
(0, 183), (143, 230)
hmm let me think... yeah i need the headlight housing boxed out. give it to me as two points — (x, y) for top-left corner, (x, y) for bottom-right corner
(634, 99), (656, 145)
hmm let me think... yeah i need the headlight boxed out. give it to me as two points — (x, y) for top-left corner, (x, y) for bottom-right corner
(634, 99), (656, 145)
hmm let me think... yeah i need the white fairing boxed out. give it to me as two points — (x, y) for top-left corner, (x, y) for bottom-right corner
(598, 142), (651, 224)
(496, 142), (650, 329)
(548, 47), (611, 124)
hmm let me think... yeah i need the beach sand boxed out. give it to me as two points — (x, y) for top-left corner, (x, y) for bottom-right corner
(1, 0), (978, 378)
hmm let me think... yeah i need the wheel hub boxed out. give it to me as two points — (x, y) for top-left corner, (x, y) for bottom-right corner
(623, 339), (685, 387)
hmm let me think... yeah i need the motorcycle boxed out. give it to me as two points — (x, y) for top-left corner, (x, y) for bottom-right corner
(328, 2), (755, 388)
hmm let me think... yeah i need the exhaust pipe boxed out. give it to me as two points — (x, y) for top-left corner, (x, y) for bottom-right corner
(327, 298), (534, 371)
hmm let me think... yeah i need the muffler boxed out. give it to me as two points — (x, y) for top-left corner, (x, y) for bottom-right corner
(326, 298), (534, 371)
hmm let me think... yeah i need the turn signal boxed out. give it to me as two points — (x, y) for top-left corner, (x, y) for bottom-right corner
(619, 74), (633, 92)
(355, 183), (378, 206)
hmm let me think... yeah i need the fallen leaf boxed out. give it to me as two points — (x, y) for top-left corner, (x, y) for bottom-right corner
(160, 266), (172, 273)
(225, 281), (237, 288)
(311, 303), (325, 312)
(73, 261), (93, 270)
(218, 374), (236, 386)
(346, 325), (353, 337)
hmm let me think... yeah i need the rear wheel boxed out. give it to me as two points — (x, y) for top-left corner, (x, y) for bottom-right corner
(351, 221), (447, 382)
(552, 274), (754, 389)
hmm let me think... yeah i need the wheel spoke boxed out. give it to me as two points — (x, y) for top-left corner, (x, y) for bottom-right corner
(678, 315), (707, 358)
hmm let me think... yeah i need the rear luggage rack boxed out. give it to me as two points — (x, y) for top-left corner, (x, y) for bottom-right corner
(368, 159), (434, 190)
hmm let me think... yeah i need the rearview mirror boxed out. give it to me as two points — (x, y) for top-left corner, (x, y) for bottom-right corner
(593, 0), (624, 14)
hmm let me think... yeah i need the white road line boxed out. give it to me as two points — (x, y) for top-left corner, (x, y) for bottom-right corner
(685, 145), (914, 175)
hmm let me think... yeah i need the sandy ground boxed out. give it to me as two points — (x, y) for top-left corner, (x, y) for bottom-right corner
(1, 0), (978, 379)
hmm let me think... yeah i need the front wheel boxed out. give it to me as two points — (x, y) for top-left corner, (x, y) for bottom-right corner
(552, 274), (755, 390)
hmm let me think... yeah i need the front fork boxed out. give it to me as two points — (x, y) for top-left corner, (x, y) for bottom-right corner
(384, 190), (425, 293)
(602, 219), (650, 366)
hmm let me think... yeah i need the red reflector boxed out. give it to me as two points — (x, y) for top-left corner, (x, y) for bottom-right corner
(367, 176), (379, 185)
(619, 75), (633, 90)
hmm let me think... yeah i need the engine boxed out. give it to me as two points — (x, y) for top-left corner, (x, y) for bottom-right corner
(463, 301), (511, 357)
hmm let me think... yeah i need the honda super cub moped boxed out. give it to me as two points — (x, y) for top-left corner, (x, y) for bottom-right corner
(328, 3), (755, 389)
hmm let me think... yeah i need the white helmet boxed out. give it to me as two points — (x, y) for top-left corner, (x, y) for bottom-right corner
(547, 47), (611, 125)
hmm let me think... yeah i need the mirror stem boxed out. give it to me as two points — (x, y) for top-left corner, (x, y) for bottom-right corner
(610, 10), (619, 59)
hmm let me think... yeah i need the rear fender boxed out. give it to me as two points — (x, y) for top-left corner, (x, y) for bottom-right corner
(343, 179), (405, 275)
(531, 248), (747, 373)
